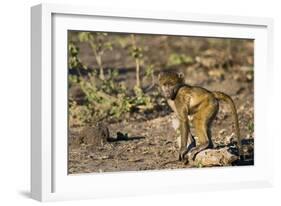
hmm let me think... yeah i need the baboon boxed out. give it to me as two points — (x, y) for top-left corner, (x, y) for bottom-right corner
(158, 71), (241, 163)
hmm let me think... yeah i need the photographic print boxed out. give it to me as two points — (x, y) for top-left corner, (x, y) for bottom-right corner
(67, 31), (254, 174)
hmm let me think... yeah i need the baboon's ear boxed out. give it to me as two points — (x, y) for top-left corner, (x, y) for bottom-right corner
(178, 72), (184, 80)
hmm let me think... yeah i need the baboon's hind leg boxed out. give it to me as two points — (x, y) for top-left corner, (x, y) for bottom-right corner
(186, 101), (218, 164)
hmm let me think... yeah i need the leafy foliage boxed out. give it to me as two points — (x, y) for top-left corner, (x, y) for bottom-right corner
(78, 32), (112, 80)
(68, 67), (156, 125)
(68, 42), (87, 70)
(69, 101), (92, 126)
(167, 53), (194, 66)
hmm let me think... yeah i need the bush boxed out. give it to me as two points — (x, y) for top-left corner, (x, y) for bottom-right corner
(69, 69), (156, 126)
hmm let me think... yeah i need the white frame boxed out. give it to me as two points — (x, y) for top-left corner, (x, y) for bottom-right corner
(31, 3), (274, 202)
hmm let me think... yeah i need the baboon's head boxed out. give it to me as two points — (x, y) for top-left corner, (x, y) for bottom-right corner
(158, 72), (184, 99)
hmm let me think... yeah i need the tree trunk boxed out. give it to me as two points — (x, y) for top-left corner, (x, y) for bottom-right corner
(135, 58), (140, 88)
(96, 55), (104, 80)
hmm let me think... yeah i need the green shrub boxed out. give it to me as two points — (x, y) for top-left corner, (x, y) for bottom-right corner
(78, 32), (112, 80)
(68, 41), (87, 70)
(167, 53), (193, 66)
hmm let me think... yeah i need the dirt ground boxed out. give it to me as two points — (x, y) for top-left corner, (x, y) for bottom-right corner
(68, 33), (254, 174)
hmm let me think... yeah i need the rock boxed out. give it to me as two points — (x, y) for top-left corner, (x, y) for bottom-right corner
(80, 122), (110, 147)
(193, 147), (238, 167)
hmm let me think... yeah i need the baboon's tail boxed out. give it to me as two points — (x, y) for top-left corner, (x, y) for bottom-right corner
(213, 91), (241, 155)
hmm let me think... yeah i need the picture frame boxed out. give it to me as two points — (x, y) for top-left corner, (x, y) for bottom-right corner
(31, 3), (274, 202)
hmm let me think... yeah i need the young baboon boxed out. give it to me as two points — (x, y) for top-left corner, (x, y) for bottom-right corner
(158, 71), (241, 164)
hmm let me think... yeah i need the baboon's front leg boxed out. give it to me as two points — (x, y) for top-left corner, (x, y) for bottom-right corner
(178, 118), (191, 161)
